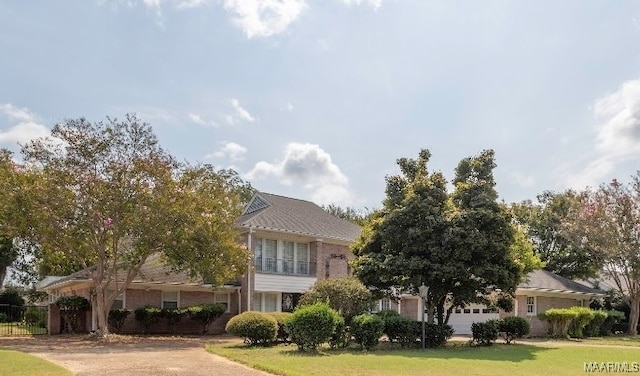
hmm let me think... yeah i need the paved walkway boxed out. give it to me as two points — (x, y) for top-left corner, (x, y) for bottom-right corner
(0, 335), (272, 376)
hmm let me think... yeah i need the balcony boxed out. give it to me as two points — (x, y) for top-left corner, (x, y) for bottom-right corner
(254, 257), (316, 277)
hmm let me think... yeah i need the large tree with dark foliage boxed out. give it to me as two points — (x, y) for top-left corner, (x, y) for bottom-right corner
(352, 149), (535, 324)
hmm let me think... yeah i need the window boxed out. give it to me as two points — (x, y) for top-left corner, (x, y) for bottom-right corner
(381, 298), (391, 311)
(215, 293), (229, 312)
(283, 241), (295, 274)
(296, 243), (309, 275)
(463, 309), (471, 314)
(162, 291), (179, 310)
(472, 308), (480, 314)
(526, 296), (536, 315)
(108, 290), (125, 310)
(252, 292), (279, 312)
(454, 308), (462, 314)
(251, 293), (261, 311)
(264, 240), (277, 272)
(252, 238), (311, 275)
(253, 237), (263, 271)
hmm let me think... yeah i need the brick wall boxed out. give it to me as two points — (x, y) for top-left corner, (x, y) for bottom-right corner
(401, 297), (419, 321)
(48, 304), (60, 335)
(314, 242), (352, 280)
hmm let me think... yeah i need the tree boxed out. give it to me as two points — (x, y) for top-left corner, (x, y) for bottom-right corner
(10, 114), (250, 337)
(352, 149), (526, 325)
(570, 176), (640, 334)
(0, 149), (19, 286)
(298, 276), (372, 322)
(322, 204), (372, 226)
(511, 191), (604, 279)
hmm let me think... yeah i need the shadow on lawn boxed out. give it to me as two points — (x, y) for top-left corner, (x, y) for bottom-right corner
(258, 342), (554, 362)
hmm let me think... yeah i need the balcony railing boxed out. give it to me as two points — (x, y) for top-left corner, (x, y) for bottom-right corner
(254, 257), (316, 277)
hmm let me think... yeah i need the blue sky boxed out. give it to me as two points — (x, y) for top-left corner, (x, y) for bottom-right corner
(1, 0), (640, 209)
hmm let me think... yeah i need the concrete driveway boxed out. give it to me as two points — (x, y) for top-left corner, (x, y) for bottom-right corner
(0, 335), (272, 376)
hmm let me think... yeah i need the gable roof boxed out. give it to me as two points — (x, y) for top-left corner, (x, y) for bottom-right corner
(237, 192), (362, 242)
(518, 269), (605, 296)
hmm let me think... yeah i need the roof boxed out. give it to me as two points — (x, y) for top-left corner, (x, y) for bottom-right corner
(518, 269), (606, 296)
(39, 253), (240, 290)
(237, 192), (362, 242)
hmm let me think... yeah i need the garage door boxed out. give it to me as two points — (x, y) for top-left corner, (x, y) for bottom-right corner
(448, 304), (499, 335)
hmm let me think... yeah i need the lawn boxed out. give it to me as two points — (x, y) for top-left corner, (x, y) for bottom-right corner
(207, 341), (640, 376)
(0, 348), (72, 376)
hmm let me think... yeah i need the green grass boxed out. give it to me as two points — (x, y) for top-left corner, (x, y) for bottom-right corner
(0, 348), (72, 376)
(574, 336), (640, 347)
(207, 341), (640, 376)
(0, 322), (47, 336)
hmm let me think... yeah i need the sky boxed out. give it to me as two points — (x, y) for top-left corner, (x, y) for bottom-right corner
(1, 0), (640, 210)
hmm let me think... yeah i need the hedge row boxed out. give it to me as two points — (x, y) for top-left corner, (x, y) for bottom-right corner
(130, 303), (226, 334)
(538, 307), (624, 338)
(471, 316), (531, 346)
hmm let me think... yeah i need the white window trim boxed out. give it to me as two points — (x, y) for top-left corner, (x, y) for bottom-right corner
(214, 292), (230, 313)
(254, 238), (311, 275)
(526, 296), (536, 316)
(162, 291), (180, 309)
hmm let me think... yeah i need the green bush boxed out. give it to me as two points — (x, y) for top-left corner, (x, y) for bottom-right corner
(0, 288), (25, 307)
(584, 310), (607, 337)
(383, 314), (418, 348)
(422, 323), (454, 348)
(268, 312), (292, 343)
(377, 309), (400, 321)
(134, 306), (162, 333)
(351, 314), (385, 350)
(568, 307), (595, 338)
(0, 312), (8, 323)
(471, 320), (499, 346)
(185, 303), (226, 334)
(55, 295), (90, 333)
(298, 277), (372, 322)
(498, 316), (530, 344)
(226, 311), (277, 346)
(23, 307), (47, 328)
(285, 302), (342, 352)
(601, 310), (625, 336)
(108, 309), (130, 332)
(328, 316), (350, 349)
(539, 308), (578, 337)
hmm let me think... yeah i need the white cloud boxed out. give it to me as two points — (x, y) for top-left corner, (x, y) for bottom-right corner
(221, 98), (257, 125)
(340, 0), (382, 10)
(565, 78), (640, 188)
(512, 172), (535, 188)
(188, 112), (218, 127)
(223, 0), (307, 38)
(285, 102), (294, 111)
(0, 104), (50, 147)
(246, 142), (352, 205)
(205, 142), (248, 160)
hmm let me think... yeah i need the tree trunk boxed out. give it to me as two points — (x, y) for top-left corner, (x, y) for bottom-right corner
(0, 265), (6, 287)
(628, 296), (640, 335)
(94, 284), (110, 338)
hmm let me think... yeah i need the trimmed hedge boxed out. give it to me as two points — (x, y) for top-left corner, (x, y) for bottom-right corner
(351, 313), (385, 350)
(225, 311), (277, 346)
(383, 314), (418, 348)
(285, 302), (342, 352)
(108, 308), (131, 332)
(329, 317), (350, 349)
(185, 303), (226, 334)
(498, 316), (530, 344)
(268, 312), (292, 343)
(539, 308), (578, 337)
(471, 320), (499, 346)
(601, 310), (625, 336)
(134, 306), (162, 333)
(583, 310), (607, 337)
(56, 295), (90, 333)
(540, 307), (623, 338)
(423, 323), (454, 348)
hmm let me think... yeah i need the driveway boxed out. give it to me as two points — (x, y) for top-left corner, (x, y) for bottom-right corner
(0, 335), (272, 376)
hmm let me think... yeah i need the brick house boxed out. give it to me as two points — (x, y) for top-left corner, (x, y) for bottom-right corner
(39, 191), (361, 334)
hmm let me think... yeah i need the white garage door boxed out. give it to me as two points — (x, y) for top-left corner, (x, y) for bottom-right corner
(448, 304), (499, 335)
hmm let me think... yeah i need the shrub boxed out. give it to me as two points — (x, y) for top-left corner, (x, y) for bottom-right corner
(601, 310), (625, 336)
(0, 288), (25, 307)
(422, 323), (454, 348)
(584, 310), (607, 337)
(498, 316), (530, 344)
(568, 307), (595, 338)
(134, 306), (162, 333)
(471, 320), (499, 346)
(268, 312), (293, 343)
(298, 277), (372, 322)
(351, 313), (385, 350)
(23, 307), (47, 328)
(328, 316), (350, 349)
(161, 308), (185, 331)
(377, 309), (400, 321)
(0, 312), (8, 323)
(539, 308), (578, 337)
(226, 311), (277, 346)
(285, 302), (342, 352)
(56, 295), (90, 333)
(108, 309), (130, 333)
(185, 303), (226, 334)
(383, 314), (418, 348)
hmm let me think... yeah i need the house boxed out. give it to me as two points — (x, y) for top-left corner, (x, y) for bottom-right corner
(39, 191), (361, 334)
(236, 192), (361, 313)
(39, 191), (605, 336)
(393, 269), (606, 335)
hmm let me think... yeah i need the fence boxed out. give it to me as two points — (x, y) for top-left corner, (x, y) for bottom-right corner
(0, 304), (48, 336)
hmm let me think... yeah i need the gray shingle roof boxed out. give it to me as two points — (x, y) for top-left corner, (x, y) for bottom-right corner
(237, 192), (362, 242)
(518, 269), (605, 295)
